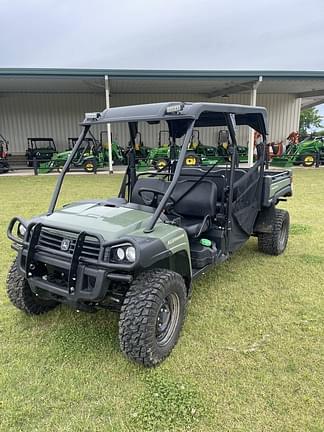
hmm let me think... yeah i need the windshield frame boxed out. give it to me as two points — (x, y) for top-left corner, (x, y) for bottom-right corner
(47, 105), (267, 233)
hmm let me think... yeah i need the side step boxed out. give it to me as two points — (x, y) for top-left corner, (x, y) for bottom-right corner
(190, 240), (217, 269)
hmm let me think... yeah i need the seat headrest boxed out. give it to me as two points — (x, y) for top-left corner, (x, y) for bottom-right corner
(131, 178), (169, 206)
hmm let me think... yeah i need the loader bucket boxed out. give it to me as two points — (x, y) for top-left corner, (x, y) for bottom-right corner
(38, 161), (54, 174)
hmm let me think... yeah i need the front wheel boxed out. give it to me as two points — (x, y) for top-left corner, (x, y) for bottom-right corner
(154, 158), (168, 170)
(119, 269), (187, 367)
(258, 208), (290, 255)
(6, 259), (58, 315)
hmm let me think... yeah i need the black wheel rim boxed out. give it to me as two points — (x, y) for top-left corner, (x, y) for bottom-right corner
(156, 293), (180, 346)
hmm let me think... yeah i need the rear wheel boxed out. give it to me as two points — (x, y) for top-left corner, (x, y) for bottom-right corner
(258, 208), (290, 255)
(83, 160), (95, 172)
(302, 154), (315, 167)
(119, 269), (187, 367)
(7, 259), (58, 314)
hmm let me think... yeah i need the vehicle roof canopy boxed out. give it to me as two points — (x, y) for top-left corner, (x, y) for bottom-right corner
(82, 102), (268, 135)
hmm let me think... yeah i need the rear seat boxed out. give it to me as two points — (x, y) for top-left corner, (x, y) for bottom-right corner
(180, 167), (247, 202)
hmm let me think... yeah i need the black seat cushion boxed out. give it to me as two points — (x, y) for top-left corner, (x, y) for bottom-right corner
(180, 215), (211, 237)
(171, 179), (217, 218)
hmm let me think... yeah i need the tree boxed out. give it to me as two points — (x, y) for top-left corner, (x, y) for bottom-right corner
(299, 107), (322, 138)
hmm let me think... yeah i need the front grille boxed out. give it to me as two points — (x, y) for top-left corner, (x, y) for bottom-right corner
(38, 228), (100, 260)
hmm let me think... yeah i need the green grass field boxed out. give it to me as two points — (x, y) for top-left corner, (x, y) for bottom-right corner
(0, 170), (323, 432)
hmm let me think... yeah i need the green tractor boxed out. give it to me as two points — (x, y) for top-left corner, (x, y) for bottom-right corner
(147, 130), (221, 169)
(216, 130), (249, 164)
(39, 133), (126, 174)
(188, 129), (220, 166)
(99, 131), (126, 165)
(271, 136), (324, 167)
(39, 137), (101, 173)
(147, 130), (178, 170)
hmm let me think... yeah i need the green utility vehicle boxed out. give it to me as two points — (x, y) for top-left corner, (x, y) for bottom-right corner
(271, 136), (324, 167)
(0, 133), (10, 174)
(7, 102), (292, 367)
(25, 138), (57, 166)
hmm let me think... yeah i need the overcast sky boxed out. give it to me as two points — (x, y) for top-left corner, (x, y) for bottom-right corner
(1, 0), (324, 70)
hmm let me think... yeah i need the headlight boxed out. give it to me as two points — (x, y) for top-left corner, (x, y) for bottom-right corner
(18, 223), (26, 238)
(109, 243), (136, 264)
(116, 247), (125, 261)
(125, 246), (136, 263)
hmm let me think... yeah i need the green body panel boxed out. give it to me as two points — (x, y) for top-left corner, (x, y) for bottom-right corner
(270, 158), (294, 168)
(35, 202), (191, 271)
(148, 146), (171, 161)
(268, 177), (292, 200)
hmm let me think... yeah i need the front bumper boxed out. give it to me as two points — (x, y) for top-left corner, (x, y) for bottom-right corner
(9, 219), (135, 304)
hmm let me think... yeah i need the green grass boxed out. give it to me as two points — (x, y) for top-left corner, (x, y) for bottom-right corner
(0, 170), (323, 432)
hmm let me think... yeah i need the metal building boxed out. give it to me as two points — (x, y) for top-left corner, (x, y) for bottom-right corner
(1, 68), (324, 159)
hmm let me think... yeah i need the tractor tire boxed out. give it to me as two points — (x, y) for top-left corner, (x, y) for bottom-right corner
(184, 152), (200, 166)
(6, 259), (58, 315)
(0, 161), (9, 174)
(119, 269), (187, 367)
(302, 154), (315, 167)
(258, 209), (290, 256)
(155, 158), (168, 170)
(83, 160), (95, 173)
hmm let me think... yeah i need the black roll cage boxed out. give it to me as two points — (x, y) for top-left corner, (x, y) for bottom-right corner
(48, 103), (267, 237)
(27, 137), (56, 151)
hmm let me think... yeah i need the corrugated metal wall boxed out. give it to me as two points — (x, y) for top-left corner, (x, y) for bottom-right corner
(0, 93), (105, 153)
(0, 91), (301, 154)
(257, 94), (301, 143)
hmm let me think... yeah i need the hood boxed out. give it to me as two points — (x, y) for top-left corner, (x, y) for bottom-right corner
(37, 201), (153, 241)
(53, 150), (72, 160)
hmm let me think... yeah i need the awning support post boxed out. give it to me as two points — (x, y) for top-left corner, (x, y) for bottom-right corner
(248, 76), (263, 167)
(105, 75), (113, 174)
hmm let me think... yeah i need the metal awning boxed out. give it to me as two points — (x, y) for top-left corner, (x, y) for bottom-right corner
(0, 68), (324, 98)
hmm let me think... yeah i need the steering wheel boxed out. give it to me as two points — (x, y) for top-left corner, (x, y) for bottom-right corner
(138, 187), (176, 209)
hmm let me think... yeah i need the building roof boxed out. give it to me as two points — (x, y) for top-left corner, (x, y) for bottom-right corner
(1, 68), (324, 106)
(1, 68), (324, 79)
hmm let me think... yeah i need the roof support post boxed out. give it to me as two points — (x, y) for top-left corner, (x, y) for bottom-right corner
(248, 76), (262, 167)
(105, 75), (113, 174)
